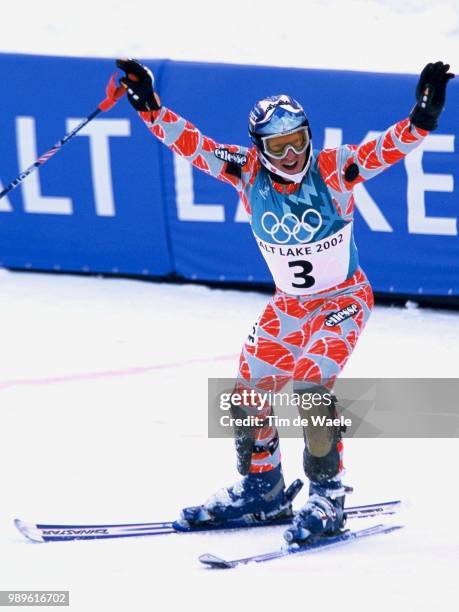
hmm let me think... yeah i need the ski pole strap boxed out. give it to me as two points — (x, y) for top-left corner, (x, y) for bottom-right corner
(98, 73), (127, 111)
(99, 71), (139, 112)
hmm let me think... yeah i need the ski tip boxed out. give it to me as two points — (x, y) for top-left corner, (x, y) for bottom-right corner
(199, 553), (235, 569)
(14, 519), (44, 543)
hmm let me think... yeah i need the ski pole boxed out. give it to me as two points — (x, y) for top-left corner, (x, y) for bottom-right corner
(0, 72), (131, 200)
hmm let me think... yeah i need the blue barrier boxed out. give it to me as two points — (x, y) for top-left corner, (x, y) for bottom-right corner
(0, 53), (457, 296)
(0, 54), (172, 276)
(160, 61), (459, 296)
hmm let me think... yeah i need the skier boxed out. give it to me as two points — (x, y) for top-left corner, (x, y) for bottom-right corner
(113, 59), (453, 544)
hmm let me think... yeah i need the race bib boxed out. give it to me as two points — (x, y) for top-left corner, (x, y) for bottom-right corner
(254, 222), (353, 295)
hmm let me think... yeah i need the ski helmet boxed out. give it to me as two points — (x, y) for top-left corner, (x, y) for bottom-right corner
(248, 94), (312, 183)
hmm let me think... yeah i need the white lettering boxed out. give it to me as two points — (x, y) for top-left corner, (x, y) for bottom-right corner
(17, 116), (72, 214)
(324, 128), (393, 232)
(353, 182), (394, 232)
(323, 127), (343, 149)
(405, 133), (456, 235)
(174, 154), (225, 221)
(67, 118), (131, 217)
(235, 198), (250, 222)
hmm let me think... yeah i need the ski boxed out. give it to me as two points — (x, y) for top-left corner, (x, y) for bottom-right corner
(15, 500), (400, 543)
(199, 523), (403, 569)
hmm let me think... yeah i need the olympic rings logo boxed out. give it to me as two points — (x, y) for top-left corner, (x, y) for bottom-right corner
(261, 210), (323, 244)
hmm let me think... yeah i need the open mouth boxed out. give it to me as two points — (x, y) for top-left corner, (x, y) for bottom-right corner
(282, 159), (299, 171)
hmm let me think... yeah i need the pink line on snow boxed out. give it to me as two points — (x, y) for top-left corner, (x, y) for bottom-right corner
(0, 354), (238, 391)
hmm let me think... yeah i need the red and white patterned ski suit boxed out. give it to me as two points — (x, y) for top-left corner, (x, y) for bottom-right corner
(138, 106), (427, 474)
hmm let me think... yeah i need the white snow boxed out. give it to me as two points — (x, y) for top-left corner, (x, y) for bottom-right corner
(1, 0), (458, 73)
(1, 272), (458, 610)
(0, 2), (458, 610)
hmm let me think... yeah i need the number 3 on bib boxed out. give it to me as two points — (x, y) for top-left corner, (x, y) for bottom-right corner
(254, 224), (352, 295)
(288, 260), (315, 289)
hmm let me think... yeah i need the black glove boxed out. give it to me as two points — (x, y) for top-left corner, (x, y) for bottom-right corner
(410, 61), (454, 131)
(116, 58), (161, 112)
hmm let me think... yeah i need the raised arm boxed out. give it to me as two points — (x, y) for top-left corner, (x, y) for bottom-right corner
(318, 118), (428, 192)
(139, 106), (256, 189)
(116, 59), (256, 190)
(318, 61), (454, 192)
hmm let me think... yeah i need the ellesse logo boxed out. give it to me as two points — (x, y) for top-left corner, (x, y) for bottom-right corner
(325, 304), (359, 327)
(214, 148), (247, 166)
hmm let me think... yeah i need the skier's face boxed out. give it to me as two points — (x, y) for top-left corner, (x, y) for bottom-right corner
(263, 127), (309, 175)
(267, 147), (307, 175)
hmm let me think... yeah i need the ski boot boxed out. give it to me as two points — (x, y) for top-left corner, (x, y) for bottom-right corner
(174, 465), (303, 531)
(283, 478), (347, 545)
